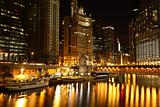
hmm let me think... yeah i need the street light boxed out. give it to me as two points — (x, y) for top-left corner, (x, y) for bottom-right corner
(31, 52), (34, 62)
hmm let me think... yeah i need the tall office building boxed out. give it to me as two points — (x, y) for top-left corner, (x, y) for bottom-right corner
(26, 0), (38, 61)
(0, 0), (28, 62)
(129, 20), (136, 64)
(36, 0), (59, 64)
(71, 7), (93, 65)
(63, 1), (93, 66)
(102, 26), (116, 65)
(92, 20), (103, 65)
(59, 16), (72, 65)
(63, 16), (72, 57)
(129, 0), (160, 65)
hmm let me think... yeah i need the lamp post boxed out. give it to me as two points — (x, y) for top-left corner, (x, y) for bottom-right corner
(31, 52), (34, 62)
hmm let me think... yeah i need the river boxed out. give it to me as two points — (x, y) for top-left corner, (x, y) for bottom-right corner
(0, 73), (160, 107)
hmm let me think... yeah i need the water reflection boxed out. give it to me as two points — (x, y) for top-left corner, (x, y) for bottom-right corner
(0, 74), (160, 107)
(15, 97), (27, 107)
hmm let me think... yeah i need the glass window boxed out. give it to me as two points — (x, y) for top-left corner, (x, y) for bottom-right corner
(152, 10), (158, 22)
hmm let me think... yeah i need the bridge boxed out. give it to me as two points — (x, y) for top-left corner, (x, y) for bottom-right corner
(92, 65), (160, 74)
(0, 62), (159, 74)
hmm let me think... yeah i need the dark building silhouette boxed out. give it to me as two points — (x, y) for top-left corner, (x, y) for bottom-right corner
(27, 0), (60, 64)
(0, 0), (28, 62)
(102, 26), (117, 65)
(92, 20), (103, 65)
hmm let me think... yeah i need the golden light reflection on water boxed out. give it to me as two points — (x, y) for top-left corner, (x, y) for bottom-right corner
(39, 90), (46, 107)
(92, 74), (160, 107)
(130, 84), (134, 107)
(158, 88), (160, 107)
(0, 74), (160, 107)
(15, 97), (27, 107)
(140, 86), (145, 107)
(146, 87), (151, 107)
(0, 93), (4, 107)
(53, 85), (61, 107)
(90, 85), (96, 107)
(97, 82), (107, 106)
(67, 84), (76, 107)
(115, 84), (119, 107)
(151, 87), (157, 107)
(125, 84), (129, 107)
(28, 93), (37, 107)
(135, 85), (139, 107)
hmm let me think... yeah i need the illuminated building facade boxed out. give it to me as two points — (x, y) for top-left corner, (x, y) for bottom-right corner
(36, 0), (59, 64)
(71, 7), (93, 65)
(0, 0), (28, 62)
(63, 0), (93, 66)
(129, 0), (160, 65)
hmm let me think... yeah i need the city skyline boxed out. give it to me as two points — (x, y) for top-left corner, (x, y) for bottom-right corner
(61, 0), (139, 46)
(0, 1), (160, 106)
(0, 0), (159, 66)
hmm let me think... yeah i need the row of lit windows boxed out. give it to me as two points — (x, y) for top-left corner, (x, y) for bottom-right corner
(13, 2), (24, 7)
(3, 28), (25, 36)
(137, 59), (160, 65)
(0, 36), (27, 43)
(0, 44), (26, 50)
(0, 52), (26, 61)
(1, 8), (20, 17)
(3, 29), (28, 39)
(1, 12), (19, 20)
(74, 31), (88, 36)
(136, 36), (160, 60)
(0, 54), (18, 61)
(0, 24), (24, 32)
(135, 9), (159, 32)
(0, 40), (27, 45)
(137, 9), (158, 21)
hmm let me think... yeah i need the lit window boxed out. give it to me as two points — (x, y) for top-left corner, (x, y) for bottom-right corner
(152, 10), (158, 22)
(11, 16), (19, 20)
(1, 12), (6, 16)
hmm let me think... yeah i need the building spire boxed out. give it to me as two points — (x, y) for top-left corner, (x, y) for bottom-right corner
(71, 0), (78, 17)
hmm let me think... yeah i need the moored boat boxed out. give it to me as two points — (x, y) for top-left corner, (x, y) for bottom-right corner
(4, 80), (49, 91)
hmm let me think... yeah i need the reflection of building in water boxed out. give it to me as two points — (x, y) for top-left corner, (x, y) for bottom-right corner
(1, 75), (160, 107)
(136, 74), (160, 87)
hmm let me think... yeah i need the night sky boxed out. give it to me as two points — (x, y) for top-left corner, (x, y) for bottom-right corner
(60, 0), (139, 46)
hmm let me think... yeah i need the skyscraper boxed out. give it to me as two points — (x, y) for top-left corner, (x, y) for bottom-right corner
(61, 16), (72, 65)
(0, 0), (28, 62)
(36, 0), (59, 64)
(92, 20), (103, 65)
(63, 1), (93, 66)
(71, 7), (93, 65)
(129, 0), (160, 65)
(102, 26), (116, 65)
(27, 0), (38, 62)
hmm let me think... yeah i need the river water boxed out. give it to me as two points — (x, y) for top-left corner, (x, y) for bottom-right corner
(0, 73), (160, 107)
